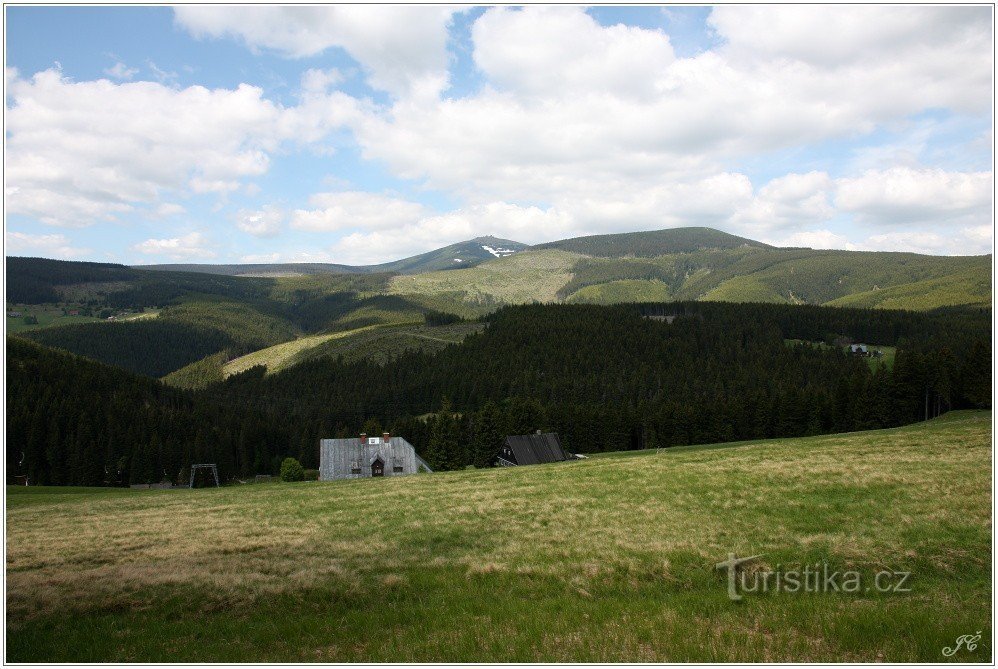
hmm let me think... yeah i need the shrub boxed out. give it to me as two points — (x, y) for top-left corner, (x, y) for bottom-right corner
(303, 469), (319, 481)
(279, 457), (305, 482)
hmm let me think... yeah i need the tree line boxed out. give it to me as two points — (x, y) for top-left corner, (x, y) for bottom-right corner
(7, 301), (990, 485)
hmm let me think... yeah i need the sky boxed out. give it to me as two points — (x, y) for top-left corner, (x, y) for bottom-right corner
(4, 5), (994, 265)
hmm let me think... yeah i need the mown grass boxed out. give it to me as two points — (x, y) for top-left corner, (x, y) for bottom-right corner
(6, 411), (992, 662)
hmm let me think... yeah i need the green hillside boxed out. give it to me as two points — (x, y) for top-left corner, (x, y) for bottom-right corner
(535, 226), (770, 256)
(6, 233), (991, 381)
(692, 249), (991, 307)
(220, 325), (386, 378)
(163, 322), (486, 389)
(389, 243), (990, 313)
(7, 411), (991, 662)
(824, 266), (991, 310)
(388, 249), (584, 311)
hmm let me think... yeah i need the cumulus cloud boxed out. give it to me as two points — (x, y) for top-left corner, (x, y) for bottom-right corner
(4, 68), (357, 227)
(835, 167), (993, 226)
(8, 6), (993, 260)
(327, 202), (575, 265)
(473, 6), (675, 100)
(236, 205), (285, 237)
(133, 232), (216, 260)
(344, 4), (992, 242)
(860, 230), (985, 256)
(6, 231), (91, 258)
(731, 171), (835, 237)
(174, 6), (456, 96)
(290, 192), (426, 232)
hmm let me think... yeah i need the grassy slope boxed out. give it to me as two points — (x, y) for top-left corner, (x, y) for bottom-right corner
(388, 249), (583, 311)
(5, 306), (103, 332)
(824, 267), (992, 310)
(693, 250), (990, 307)
(566, 279), (674, 304)
(289, 322), (485, 367)
(194, 322), (485, 382)
(220, 325), (384, 378)
(6, 411), (991, 662)
(391, 245), (990, 314)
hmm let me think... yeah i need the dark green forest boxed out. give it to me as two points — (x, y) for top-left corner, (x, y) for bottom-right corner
(7, 301), (990, 486)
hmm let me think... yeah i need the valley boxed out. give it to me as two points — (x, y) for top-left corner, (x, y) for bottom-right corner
(6, 228), (990, 478)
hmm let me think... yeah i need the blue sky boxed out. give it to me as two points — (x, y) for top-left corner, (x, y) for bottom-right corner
(5, 6), (993, 265)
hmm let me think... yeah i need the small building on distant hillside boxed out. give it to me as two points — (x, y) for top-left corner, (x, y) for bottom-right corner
(496, 431), (573, 467)
(850, 344), (869, 355)
(319, 432), (431, 481)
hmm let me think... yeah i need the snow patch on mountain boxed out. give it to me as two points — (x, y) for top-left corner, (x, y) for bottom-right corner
(482, 245), (517, 258)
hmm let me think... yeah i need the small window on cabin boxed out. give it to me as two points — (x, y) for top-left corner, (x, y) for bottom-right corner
(393, 466), (404, 473)
(351, 467), (361, 475)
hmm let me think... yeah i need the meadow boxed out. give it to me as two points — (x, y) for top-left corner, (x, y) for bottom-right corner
(6, 411), (991, 662)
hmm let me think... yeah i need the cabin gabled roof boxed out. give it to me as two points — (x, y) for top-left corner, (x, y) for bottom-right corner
(504, 433), (570, 465)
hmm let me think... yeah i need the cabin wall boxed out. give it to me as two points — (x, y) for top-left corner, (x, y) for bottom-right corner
(319, 438), (422, 481)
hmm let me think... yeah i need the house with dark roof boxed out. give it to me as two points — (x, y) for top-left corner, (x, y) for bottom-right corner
(496, 431), (574, 467)
(319, 432), (432, 481)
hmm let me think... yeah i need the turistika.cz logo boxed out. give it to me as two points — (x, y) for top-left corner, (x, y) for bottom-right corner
(715, 553), (912, 602)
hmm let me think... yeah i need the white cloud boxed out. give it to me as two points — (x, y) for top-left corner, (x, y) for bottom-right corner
(835, 167), (993, 226)
(290, 192), (426, 232)
(103, 61), (138, 80)
(236, 205), (284, 237)
(174, 6), (456, 96)
(300, 68), (343, 95)
(327, 202), (575, 265)
(473, 6), (675, 100)
(345, 4), (992, 240)
(4, 68), (355, 227)
(731, 171), (834, 236)
(133, 232), (216, 260)
(764, 229), (858, 251)
(6, 231), (91, 258)
(860, 230), (980, 256)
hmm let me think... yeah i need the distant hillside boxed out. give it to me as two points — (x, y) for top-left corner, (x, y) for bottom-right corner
(534, 227), (770, 257)
(135, 236), (529, 277)
(391, 243), (991, 313)
(6, 228), (991, 379)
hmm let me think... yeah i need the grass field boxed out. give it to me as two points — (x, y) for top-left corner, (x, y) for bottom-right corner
(6, 411), (992, 662)
(6, 304), (103, 332)
(5, 305), (161, 333)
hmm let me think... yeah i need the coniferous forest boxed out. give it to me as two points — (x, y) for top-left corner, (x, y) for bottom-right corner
(6, 301), (990, 486)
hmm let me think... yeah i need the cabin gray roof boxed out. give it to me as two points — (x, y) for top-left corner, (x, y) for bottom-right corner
(504, 433), (570, 465)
